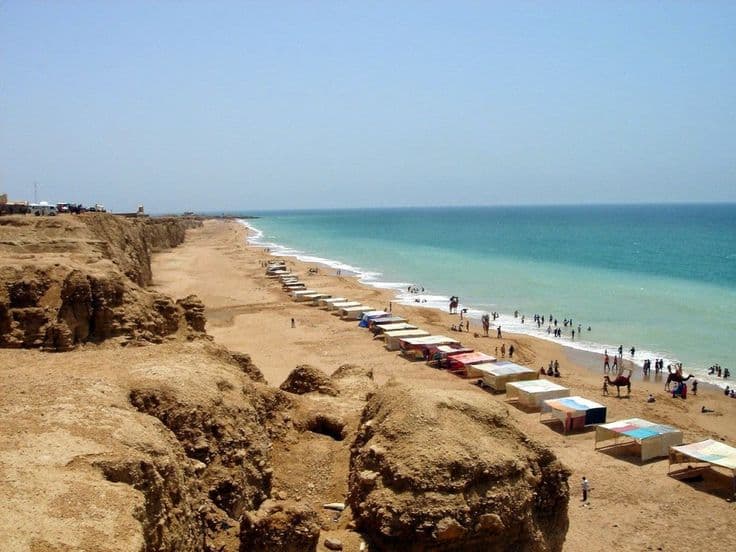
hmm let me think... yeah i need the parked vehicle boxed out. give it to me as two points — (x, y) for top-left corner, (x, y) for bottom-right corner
(28, 202), (58, 216)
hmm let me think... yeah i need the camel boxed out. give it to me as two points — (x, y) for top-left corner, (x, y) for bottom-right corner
(665, 368), (694, 391)
(604, 369), (632, 397)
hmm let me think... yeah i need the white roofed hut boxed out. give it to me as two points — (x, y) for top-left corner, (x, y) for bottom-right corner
(475, 360), (538, 391)
(506, 379), (570, 409)
(384, 329), (431, 350)
(339, 305), (374, 320)
(398, 335), (462, 361)
(595, 418), (683, 462)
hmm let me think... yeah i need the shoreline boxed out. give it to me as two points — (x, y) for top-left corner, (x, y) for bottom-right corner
(239, 218), (731, 392)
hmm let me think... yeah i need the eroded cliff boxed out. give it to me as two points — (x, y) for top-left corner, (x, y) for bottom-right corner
(0, 214), (204, 350)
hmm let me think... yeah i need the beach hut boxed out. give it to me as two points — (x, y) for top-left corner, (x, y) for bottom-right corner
(668, 440), (736, 496)
(506, 379), (570, 409)
(398, 335), (462, 360)
(372, 322), (417, 335)
(369, 317), (409, 332)
(424, 345), (474, 367)
(284, 283), (307, 291)
(339, 305), (373, 320)
(447, 352), (497, 377)
(291, 289), (316, 298)
(595, 418), (683, 461)
(295, 292), (331, 302)
(358, 311), (389, 328)
(384, 329), (431, 350)
(327, 301), (361, 311)
(476, 360), (537, 391)
(317, 297), (346, 306)
(541, 396), (607, 433)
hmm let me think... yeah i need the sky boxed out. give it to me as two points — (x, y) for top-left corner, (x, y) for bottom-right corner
(1, 1), (735, 213)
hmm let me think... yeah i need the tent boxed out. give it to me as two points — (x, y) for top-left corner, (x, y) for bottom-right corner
(384, 329), (430, 350)
(477, 361), (538, 391)
(541, 396), (607, 432)
(358, 311), (390, 328)
(669, 440), (736, 496)
(447, 352), (496, 376)
(595, 418), (683, 461)
(506, 379), (570, 408)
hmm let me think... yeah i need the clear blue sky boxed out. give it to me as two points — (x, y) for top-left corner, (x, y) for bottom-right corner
(1, 1), (734, 213)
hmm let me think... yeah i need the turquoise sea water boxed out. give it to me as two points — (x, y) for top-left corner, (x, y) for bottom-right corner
(234, 205), (736, 387)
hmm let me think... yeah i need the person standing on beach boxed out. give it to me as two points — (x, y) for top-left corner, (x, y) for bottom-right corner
(692, 379), (698, 395)
(581, 477), (590, 502)
(500, 343), (506, 358)
(509, 344), (515, 358)
(291, 318), (295, 328)
(497, 326), (502, 338)
(604, 351), (610, 372)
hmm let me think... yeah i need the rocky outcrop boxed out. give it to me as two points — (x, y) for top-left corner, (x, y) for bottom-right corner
(0, 214), (205, 350)
(240, 499), (321, 552)
(348, 381), (570, 551)
(128, 384), (275, 522)
(280, 364), (338, 396)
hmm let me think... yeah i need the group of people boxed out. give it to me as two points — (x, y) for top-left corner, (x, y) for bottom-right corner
(494, 343), (515, 359)
(724, 386), (736, 398)
(540, 359), (561, 378)
(708, 364), (730, 379)
(641, 358), (666, 375)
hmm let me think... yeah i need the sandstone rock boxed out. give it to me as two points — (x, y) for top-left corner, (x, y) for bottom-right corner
(0, 215), (206, 350)
(347, 381), (570, 551)
(280, 365), (338, 396)
(324, 537), (344, 550)
(230, 351), (267, 383)
(177, 294), (206, 333)
(240, 499), (320, 552)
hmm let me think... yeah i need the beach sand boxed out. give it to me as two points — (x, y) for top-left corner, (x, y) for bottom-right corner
(151, 219), (736, 551)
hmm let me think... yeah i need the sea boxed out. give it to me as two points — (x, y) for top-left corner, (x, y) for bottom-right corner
(231, 204), (736, 388)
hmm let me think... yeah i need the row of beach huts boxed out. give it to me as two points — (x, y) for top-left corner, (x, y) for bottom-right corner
(267, 260), (736, 495)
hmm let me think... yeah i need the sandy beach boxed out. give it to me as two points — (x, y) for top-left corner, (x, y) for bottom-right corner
(151, 219), (736, 551)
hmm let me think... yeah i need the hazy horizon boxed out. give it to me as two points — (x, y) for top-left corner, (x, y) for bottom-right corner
(2, 2), (735, 213)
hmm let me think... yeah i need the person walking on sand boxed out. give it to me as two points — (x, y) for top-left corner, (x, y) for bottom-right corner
(497, 326), (502, 338)
(602, 378), (609, 396)
(500, 343), (506, 358)
(509, 344), (515, 358)
(581, 477), (590, 502)
(692, 378), (698, 396)
(604, 351), (610, 372)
